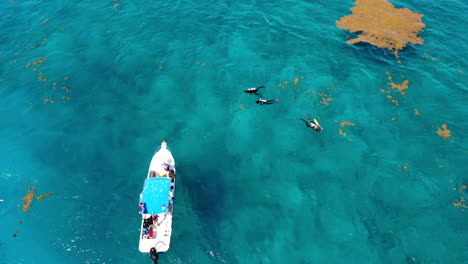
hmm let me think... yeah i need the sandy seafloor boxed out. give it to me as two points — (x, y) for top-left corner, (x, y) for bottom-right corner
(0, 0), (467, 263)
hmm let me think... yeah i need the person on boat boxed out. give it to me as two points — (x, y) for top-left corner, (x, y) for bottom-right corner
(150, 247), (159, 264)
(139, 202), (148, 214)
(244, 85), (265, 96)
(256, 98), (276, 105)
(143, 217), (153, 228)
(162, 163), (170, 171)
(300, 115), (323, 132)
(152, 218), (159, 227)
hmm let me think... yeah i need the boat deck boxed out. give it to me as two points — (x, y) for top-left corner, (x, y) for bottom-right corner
(139, 209), (173, 252)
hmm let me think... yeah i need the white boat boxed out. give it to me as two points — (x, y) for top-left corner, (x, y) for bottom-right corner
(138, 139), (176, 259)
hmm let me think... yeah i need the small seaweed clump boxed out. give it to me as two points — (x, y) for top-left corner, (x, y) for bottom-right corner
(37, 193), (53, 200)
(336, 0), (425, 56)
(22, 186), (36, 212)
(436, 124), (452, 140)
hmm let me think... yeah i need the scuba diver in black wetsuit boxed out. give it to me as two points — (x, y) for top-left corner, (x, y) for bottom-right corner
(256, 98), (276, 105)
(244, 85), (265, 96)
(300, 115), (323, 132)
(150, 247), (159, 264)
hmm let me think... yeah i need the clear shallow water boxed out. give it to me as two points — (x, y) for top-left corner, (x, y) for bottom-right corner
(0, 0), (467, 263)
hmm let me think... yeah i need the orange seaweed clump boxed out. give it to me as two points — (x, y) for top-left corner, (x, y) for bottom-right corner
(452, 197), (468, 209)
(457, 185), (467, 193)
(386, 72), (409, 95)
(379, 89), (390, 94)
(33, 57), (47, 65)
(397, 164), (409, 176)
(309, 87), (334, 106)
(320, 96), (333, 105)
(37, 193), (52, 200)
(436, 124), (451, 140)
(452, 184), (468, 210)
(294, 77), (300, 85)
(277, 77), (304, 92)
(336, 0), (425, 56)
(386, 95), (399, 106)
(340, 121), (355, 127)
(43, 98), (54, 104)
(339, 129), (347, 136)
(338, 121), (355, 140)
(21, 186), (36, 212)
(397, 165), (408, 170)
(389, 79), (409, 94)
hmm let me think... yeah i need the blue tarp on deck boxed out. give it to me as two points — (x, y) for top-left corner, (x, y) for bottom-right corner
(139, 177), (171, 215)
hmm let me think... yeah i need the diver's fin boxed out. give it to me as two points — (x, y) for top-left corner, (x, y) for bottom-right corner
(257, 85), (265, 89)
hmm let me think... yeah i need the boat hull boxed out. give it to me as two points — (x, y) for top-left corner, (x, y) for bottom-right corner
(138, 140), (175, 253)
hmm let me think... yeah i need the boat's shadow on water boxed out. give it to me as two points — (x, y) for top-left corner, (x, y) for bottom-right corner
(176, 162), (227, 245)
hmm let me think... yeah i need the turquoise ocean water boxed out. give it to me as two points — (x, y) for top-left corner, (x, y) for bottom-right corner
(1, 0), (467, 263)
